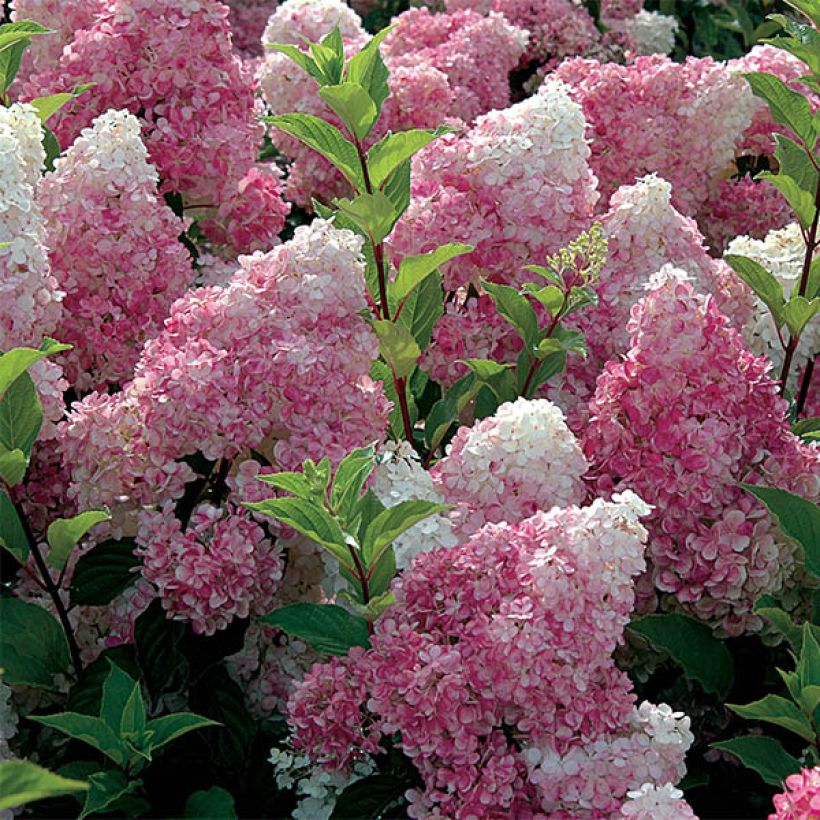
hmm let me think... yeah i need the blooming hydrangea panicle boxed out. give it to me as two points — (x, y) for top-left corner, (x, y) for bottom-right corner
(39, 109), (194, 391)
(770, 766), (820, 819)
(60, 220), (389, 522)
(0, 102), (66, 434)
(726, 223), (819, 394)
(584, 265), (820, 634)
(382, 7), (529, 124)
(557, 174), (753, 425)
(261, 0), (367, 47)
(555, 55), (755, 216)
(22, 0), (286, 255)
(136, 503), (283, 635)
(431, 397), (588, 534)
(287, 492), (693, 816)
(390, 78), (599, 291)
(611, 10), (679, 57)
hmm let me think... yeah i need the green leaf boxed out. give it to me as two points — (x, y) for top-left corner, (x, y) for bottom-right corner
(185, 786), (237, 819)
(311, 27), (345, 85)
(396, 270), (443, 350)
(522, 284), (564, 316)
(754, 598), (803, 650)
(725, 254), (785, 325)
(798, 622), (820, 689)
(782, 295), (819, 338)
(256, 470), (314, 499)
(784, 0), (820, 27)
(331, 773), (408, 818)
(0, 447), (26, 486)
(244, 497), (352, 568)
(70, 538), (140, 607)
(331, 444), (377, 520)
(517, 349), (566, 398)
(0, 760), (88, 811)
(100, 663), (139, 732)
(264, 43), (324, 84)
(382, 158), (410, 217)
(728, 695), (815, 742)
(46, 510), (111, 571)
(320, 82), (378, 141)
(0, 373), (42, 459)
(808, 258), (820, 301)
(29, 84), (93, 122)
(758, 170), (817, 229)
(0, 597), (70, 687)
(746, 71), (817, 147)
(773, 134), (819, 195)
(391, 243), (473, 307)
(362, 499), (451, 568)
(0, 21), (52, 51)
(79, 770), (139, 820)
(29, 713), (128, 766)
(424, 374), (480, 450)
(335, 191), (398, 244)
(260, 603), (370, 656)
(0, 41), (27, 97)
(372, 319), (421, 380)
(144, 713), (219, 752)
(742, 484), (820, 576)
(463, 359), (516, 404)
(711, 736), (801, 786)
(368, 129), (443, 189)
(482, 281), (539, 349)
(0, 340), (71, 399)
(628, 613), (734, 697)
(0, 489), (29, 563)
(262, 114), (363, 190)
(42, 125), (61, 172)
(366, 549), (396, 600)
(346, 26), (394, 117)
(793, 416), (820, 441)
(463, 359), (513, 382)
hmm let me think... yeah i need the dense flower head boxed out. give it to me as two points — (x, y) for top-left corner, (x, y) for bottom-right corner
(382, 7), (529, 123)
(555, 55), (755, 215)
(445, 0), (603, 71)
(390, 78), (599, 290)
(0, 102), (67, 435)
(288, 493), (693, 816)
(225, 0), (280, 56)
(770, 766), (820, 819)
(21, 0), (283, 254)
(558, 175), (752, 424)
(136, 503), (283, 635)
(432, 398), (589, 534)
(9, 0), (103, 84)
(611, 10), (679, 57)
(262, 0), (367, 46)
(60, 219), (389, 520)
(726, 223), (819, 394)
(39, 109), (194, 391)
(583, 266), (820, 633)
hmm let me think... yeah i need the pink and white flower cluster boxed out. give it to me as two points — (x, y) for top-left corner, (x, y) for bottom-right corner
(21, 0), (289, 256)
(39, 109), (194, 391)
(288, 492), (696, 816)
(584, 267), (819, 634)
(770, 766), (820, 819)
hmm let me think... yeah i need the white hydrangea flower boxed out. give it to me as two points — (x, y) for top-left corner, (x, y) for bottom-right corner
(262, 0), (366, 48)
(371, 441), (459, 569)
(269, 746), (375, 820)
(726, 222), (818, 391)
(618, 10), (679, 56)
(621, 782), (698, 818)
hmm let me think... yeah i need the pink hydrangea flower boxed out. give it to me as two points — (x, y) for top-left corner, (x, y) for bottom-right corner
(136, 503), (283, 635)
(431, 397), (588, 534)
(39, 109), (194, 391)
(555, 55), (755, 215)
(288, 493), (694, 816)
(771, 766), (820, 819)
(22, 0), (286, 255)
(583, 266), (820, 634)
(382, 7), (528, 124)
(225, 0), (279, 56)
(60, 219), (389, 523)
(390, 78), (599, 291)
